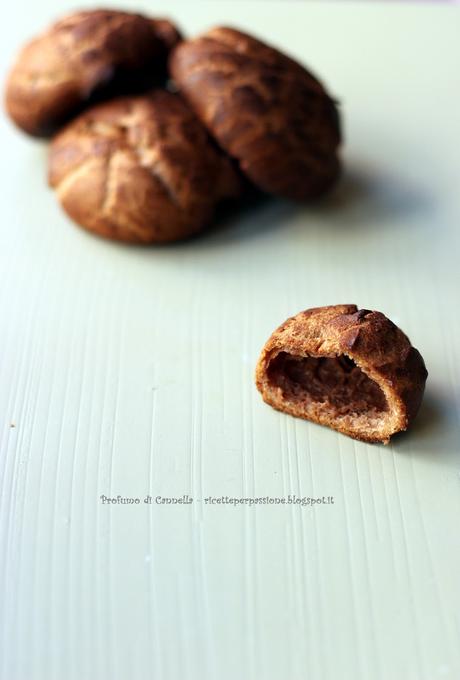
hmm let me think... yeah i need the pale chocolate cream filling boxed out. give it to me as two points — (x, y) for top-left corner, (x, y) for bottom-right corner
(267, 352), (388, 418)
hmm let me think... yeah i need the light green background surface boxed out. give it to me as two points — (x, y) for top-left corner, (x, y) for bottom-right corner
(1, 2), (459, 679)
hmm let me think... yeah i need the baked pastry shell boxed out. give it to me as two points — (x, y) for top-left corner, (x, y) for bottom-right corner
(255, 305), (428, 444)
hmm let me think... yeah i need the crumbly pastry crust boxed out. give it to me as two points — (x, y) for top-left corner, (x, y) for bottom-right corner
(255, 305), (428, 444)
(5, 10), (182, 136)
(48, 92), (240, 243)
(169, 26), (341, 201)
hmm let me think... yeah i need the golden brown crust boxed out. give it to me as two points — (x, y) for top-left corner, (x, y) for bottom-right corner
(5, 10), (183, 136)
(48, 92), (241, 243)
(169, 26), (341, 201)
(255, 305), (428, 444)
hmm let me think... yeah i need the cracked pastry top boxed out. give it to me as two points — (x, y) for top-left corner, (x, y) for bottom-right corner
(170, 26), (341, 201)
(255, 305), (428, 444)
(5, 10), (182, 136)
(48, 92), (241, 243)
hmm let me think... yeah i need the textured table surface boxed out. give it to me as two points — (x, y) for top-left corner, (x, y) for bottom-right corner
(1, 2), (459, 679)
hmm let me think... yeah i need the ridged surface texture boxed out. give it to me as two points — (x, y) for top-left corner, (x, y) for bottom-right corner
(255, 305), (428, 444)
(49, 92), (240, 243)
(170, 26), (341, 200)
(5, 10), (182, 136)
(1, 3), (459, 680)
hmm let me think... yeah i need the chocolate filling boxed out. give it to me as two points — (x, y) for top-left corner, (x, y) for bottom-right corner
(267, 352), (388, 417)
